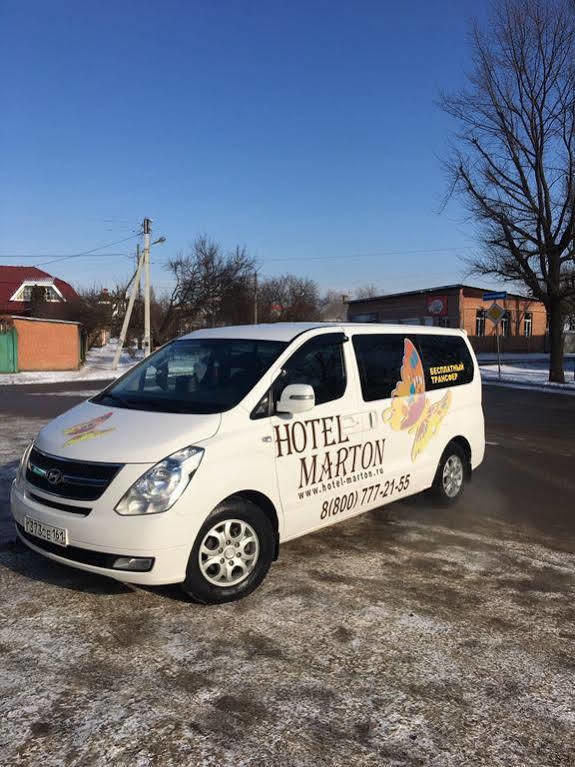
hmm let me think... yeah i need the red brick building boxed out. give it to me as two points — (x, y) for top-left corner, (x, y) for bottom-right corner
(0, 316), (82, 373)
(0, 267), (83, 372)
(347, 284), (547, 353)
(13, 317), (82, 371)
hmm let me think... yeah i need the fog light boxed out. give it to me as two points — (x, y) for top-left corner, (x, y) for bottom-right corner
(112, 556), (154, 572)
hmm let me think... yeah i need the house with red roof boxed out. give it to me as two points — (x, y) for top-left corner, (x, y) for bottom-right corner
(0, 266), (79, 315)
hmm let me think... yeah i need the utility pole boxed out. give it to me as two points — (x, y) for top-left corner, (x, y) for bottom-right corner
(143, 217), (152, 357)
(135, 244), (142, 350)
(253, 270), (258, 324)
(112, 246), (145, 370)
(111, 218), (165, 369)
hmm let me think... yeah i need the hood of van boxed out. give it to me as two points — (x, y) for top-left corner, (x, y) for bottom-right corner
(34, 400), (222, 464)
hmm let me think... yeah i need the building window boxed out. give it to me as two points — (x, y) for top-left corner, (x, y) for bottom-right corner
(438, 317), (450, 328)
(475, 309), (485, 337)
(17, 284), (61, 302)
(349, 313), (378, 323)
(501, 310), (511, 337)
(524, 312), (532, 337)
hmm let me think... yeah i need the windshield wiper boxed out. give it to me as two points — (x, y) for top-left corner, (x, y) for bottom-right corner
(97, 392), (138, 409)
(129, 397), (188, 413)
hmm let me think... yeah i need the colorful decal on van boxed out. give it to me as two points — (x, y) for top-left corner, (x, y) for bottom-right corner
(62, 412), (116, 447)
(383, 339), (451, 461)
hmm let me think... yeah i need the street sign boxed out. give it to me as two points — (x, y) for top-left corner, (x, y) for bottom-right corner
(485, 301), (505, 381)
(486, 302), (505, 324)
(482, 291), (507, 301)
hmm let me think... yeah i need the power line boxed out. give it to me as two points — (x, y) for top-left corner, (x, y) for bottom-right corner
(0, 234), (141, 269)
(0, 253), (133, 259)
(37, 234), (141, 267)
(262, 247), (473, 264)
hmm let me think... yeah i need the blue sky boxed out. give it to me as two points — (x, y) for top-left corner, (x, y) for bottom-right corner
(0, 0), (492, 296)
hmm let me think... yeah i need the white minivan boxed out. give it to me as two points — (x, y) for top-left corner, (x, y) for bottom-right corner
(11, 323), (485, 603)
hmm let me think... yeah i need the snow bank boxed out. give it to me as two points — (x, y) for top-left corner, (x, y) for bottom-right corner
(0, 339), (143, 385)
(480, 359), (575, 395)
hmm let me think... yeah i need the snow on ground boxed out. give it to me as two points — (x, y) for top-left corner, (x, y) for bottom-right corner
(0, 339), (142, 385)
(480, 358), (575, 395)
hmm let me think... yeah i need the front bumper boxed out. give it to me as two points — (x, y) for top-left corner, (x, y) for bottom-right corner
(10, 482), (191, 585)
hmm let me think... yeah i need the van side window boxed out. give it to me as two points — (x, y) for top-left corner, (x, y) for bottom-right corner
(279, 333), (347, 406)
(415, 335), (474, 390)
(352, 334), (405, 401)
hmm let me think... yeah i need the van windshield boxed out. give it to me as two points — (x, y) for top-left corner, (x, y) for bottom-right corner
(93, 338), (288, 414)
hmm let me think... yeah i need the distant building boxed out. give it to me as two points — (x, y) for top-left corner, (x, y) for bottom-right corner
(346, 284), (547, 353)
(0, 266), (79, 316)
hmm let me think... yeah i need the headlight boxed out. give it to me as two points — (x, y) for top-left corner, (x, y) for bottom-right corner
(14, 442), (34, 489)
(115, 446), (204, 516)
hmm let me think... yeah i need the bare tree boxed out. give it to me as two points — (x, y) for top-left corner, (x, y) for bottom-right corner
(27, 284), (113, 346)
(159, 237), (256, 340)
(258, 274), (320, 322)
(440, 0), (575, 382)
(354, 283), (382, 299)
(28, 285), (48, 317)
(319, 289), (348, 322)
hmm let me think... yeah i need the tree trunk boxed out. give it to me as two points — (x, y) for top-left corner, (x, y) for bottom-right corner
(548, 298), (565, 383)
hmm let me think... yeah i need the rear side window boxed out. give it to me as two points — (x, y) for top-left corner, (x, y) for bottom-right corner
(416, 334), (474, 390)
(352, 334), (405, 401)
(352, 332), (474, 402)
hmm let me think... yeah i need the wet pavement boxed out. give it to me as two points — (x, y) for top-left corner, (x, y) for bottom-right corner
(0, 384), (574, 766)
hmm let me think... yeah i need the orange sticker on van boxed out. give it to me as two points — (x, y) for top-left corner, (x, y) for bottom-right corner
(383, 339), (451, 461)
(62, 412), (116, 447)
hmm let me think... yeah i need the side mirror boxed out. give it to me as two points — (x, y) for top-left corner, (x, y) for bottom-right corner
(276, 383), (315, 415)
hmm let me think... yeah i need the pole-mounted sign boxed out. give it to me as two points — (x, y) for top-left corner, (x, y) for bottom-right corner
(482, 291), (507, 302)
(485, 302), (506, 380)
(486, 302), (506, 325)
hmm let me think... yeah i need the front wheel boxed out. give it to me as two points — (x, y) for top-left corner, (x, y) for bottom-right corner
(181, 497), (275, 604)
(431, 444), (466, 505)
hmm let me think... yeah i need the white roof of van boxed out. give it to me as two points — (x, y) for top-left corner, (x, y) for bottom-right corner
(179, 322), (465, 343)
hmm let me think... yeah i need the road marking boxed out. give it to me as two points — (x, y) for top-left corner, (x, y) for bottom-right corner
(485, 441), (499, 446)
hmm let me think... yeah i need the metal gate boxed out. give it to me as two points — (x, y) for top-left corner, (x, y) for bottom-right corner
(0, 320), (18, 373)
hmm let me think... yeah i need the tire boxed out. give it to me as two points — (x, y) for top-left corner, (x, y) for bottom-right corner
(181, 496), (275, 604)
(430, 443), (467, 506)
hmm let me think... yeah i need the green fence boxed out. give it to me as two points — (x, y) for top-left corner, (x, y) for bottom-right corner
(0, 327), (18, 373)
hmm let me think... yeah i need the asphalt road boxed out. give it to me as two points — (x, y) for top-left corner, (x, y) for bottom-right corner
(0, 384), (574, 767)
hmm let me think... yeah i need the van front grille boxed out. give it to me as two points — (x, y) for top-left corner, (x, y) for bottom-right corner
(26, 447), (123, 501)
(28, 492), (92, 516)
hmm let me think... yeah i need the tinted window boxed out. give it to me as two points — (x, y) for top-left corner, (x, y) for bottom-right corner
(278, 333), (347, 405)
(416, 334), (474, 390)
(352, 334), (405, 401)
(93, 338), (287, 414)
(352, 332), (474, 401)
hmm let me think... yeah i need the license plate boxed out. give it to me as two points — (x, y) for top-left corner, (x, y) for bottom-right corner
(24, 516), (68, 547)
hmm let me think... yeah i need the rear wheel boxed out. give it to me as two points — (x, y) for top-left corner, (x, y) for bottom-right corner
(181, 497), (275, 604)
(431, 443), (466, 505)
